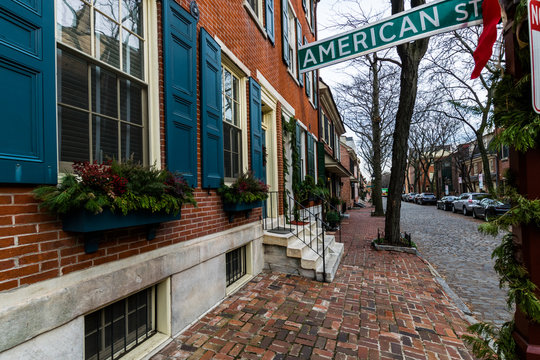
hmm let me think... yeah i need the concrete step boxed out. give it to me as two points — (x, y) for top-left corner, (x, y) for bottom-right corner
(316, 242), (344, 282)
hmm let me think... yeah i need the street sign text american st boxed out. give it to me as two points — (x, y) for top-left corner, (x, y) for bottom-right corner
(298, 0), (484, 73)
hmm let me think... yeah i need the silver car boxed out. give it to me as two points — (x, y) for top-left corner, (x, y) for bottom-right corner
(452, 192), (487, 215)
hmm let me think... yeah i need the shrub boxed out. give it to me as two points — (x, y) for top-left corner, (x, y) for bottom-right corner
(33, 161), (196, 215)
(217, 172), (269, 204)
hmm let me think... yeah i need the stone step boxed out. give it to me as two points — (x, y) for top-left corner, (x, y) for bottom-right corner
(316, 242), (344, 282)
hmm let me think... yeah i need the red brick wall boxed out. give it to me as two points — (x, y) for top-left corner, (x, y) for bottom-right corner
(339, 143), (353, 209)
(0, 0), (315, 292)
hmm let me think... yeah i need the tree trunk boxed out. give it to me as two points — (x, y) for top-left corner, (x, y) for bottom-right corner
(371, 55), (385, 216)
(385, 0), (429, 244)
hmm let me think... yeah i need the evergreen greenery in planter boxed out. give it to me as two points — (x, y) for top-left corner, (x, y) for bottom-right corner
(33, 161), (197, 216)
(217, 172), (269, 205)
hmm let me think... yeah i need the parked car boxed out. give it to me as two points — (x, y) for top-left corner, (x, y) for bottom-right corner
(406, 193), (417, 202)
(415, 193), (437, 205)
(437, 196), (458, 211)
(452, 192), (487, 215)
(401, 193), (409, 201)
(472, 198), (511, 221)
(412, 193), (423, 203)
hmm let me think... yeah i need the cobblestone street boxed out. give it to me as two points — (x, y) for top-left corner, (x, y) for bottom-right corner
(400, 200), (512, 325)
(154, 208), (475, 360)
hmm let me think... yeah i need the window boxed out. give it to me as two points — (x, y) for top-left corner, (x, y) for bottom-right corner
(222, 66), (243, 180)
(56, 0), (148, 166)
(226, 246), (247, 287)
(305, 0), (312, 28)
(501, 144), (509, 159)
(323, 114), (330, 143)
(246, 0), (262, 19)
(287, 5), (297, 77)
(84, 286), (156, 360)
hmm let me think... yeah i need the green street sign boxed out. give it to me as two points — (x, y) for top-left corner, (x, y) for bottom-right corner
(298, 0), (483, 73)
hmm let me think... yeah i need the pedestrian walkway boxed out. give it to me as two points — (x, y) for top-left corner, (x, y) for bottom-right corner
(153, 208), (475, 360)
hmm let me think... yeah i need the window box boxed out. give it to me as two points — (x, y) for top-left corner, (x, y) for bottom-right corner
(62, 209), (180, 253)
(222, 201), (262, 222)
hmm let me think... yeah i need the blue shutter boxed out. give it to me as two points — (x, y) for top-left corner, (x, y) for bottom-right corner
(313, 70), (318, 108)
(163, 1), (198, 187)
(0, 0), (56, 184)
(295, 122), (302, 177)
(317, 141), (326, 184)
(200, 28), (223, 189)
(296, 19), (303, 87)
(307, 134), (315, 178)
(304, 37), (311, 97)
(266, 0), (275, 45)
(249, 78), (264, 181)
(302, 0), (307, 12)
(281, 0), (289, 66)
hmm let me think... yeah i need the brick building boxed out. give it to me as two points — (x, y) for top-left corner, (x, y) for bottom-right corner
(339, 137), (361, 209)
(0, 0), (325, 358)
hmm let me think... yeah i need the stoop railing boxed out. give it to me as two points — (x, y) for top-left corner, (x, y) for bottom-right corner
(312, 194), (342, 244)
(263, 191), (327, 282)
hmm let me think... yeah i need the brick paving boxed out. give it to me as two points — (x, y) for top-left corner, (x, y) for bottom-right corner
(153, 208), (475, 360)
(399, 201), (511, 325)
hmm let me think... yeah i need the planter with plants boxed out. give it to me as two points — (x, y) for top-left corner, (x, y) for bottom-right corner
(33, 161), (196, 252)
(217, 172), (269, 222)
(325, 210), (341, 231)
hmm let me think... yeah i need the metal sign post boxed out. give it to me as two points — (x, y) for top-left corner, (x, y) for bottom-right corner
(298, 0), (483, 73)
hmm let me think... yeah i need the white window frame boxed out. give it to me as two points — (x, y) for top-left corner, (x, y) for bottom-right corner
(305, 0), (313, 31)
(55, 0), (160, 169)
(243, 0), (266, 36)
(221, 58), (248, 184)
(226, 243), (254, 295)
(287, 2), (297, 79)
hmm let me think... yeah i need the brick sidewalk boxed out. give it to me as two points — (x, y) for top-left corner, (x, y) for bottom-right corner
(153, 208), (475, 360)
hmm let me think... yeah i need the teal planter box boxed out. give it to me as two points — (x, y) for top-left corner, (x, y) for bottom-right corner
(223, 201), (262, 222)
(62, 209), (181, 253)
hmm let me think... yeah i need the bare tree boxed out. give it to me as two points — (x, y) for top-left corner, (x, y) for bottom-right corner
(408, 114), (459, 195)
(424, 27), (503, 193)
(336, 53), (399, 216)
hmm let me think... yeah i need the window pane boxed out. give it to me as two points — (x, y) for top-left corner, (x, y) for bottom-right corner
(59, 106), (90, 162)
(92, 66), (118, 117)
(94, 10), (120, 68)
(224, 96), (232, 123)
(233, 102), (239, 127)
(224, 70), (232, 98)
(93, 116), (118, 162)
(120, 79), (142, 124)
(94, 0), (120, 22)
(58, 49), (89, 109)
(56, 0), (91, 54)
(247, 0), (258, 16)
(233, 77), (239, 102)
(121, 123), (143, 162)
(122, 0), (143, 36)
(123, 31), (144, 79)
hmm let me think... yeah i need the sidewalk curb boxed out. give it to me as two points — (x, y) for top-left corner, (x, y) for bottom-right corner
(417, 250), (478, 325)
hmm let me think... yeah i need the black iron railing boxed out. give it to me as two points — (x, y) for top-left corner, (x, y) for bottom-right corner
(312, 194), (342, 244)
(263, 191), (327, 282)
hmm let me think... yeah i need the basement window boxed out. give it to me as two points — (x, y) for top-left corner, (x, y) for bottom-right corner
(84, 286), (156, 360)
(226, 245), (247, 287)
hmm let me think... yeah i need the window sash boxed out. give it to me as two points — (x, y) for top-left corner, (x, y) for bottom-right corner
(56, 0), (148, 166)
(223, 122), (242, 179)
